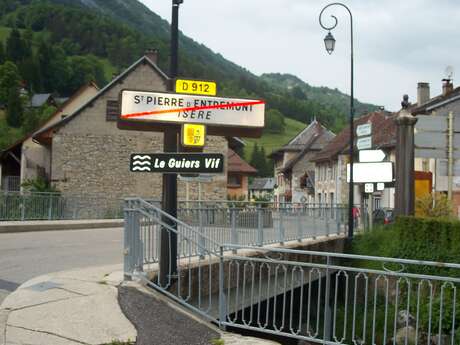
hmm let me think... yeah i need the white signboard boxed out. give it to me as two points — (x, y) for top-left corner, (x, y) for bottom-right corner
(357, 136), (372, 150)
(377, 182), (385, 191)
(359, 149), (385, 162)
(120, 90), (265, 128)
(365, 183), (374, 193)
(356, 123), (372, 137)
(347, 162), (393, 183)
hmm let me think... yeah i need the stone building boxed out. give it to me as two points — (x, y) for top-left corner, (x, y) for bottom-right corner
(269, 120), (335, 204)
(31, 52), (228, 201)
(312, 111), (396, 209)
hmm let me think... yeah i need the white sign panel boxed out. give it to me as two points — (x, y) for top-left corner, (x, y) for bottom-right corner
(365, 183), (374, 193)
(357, 136), (372, 150)
(359, 149), (385, 162)
(377, 182), (385, 191)
(356, 123), (372, 137)
(347, 162), (393, 183)
(120, 90), (265, 128)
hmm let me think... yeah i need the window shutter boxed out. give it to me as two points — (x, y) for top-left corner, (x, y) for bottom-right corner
(106, 100), (119, 121)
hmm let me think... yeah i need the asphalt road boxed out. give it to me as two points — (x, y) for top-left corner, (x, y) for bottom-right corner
(0, 228), (123, 305)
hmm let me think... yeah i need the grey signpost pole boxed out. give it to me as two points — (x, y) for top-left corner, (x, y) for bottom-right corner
(395, 95), (417, 216)
(160, 0), (183, 286)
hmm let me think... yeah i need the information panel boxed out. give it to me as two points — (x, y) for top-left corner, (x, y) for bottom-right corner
(130, 153), (224, 174)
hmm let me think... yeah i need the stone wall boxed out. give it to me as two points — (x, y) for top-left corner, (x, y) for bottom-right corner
(51, 61), (227, 201)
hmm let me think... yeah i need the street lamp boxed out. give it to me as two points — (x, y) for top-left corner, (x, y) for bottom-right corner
(323, 32), (336, 55)
(319, 3), (355, 239)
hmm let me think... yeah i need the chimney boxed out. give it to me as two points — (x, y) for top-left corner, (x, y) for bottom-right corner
(442, 78), (453, 96)
(145, 49), (159, 64)
(417, 82), (430, 106)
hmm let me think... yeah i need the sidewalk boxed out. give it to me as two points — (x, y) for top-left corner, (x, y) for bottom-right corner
(0, 265), (136, 345)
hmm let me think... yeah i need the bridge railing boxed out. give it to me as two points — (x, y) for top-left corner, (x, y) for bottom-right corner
(220, 245), (460, 345)
(124, 198), (459, 345)
(124, 198), (348, 268)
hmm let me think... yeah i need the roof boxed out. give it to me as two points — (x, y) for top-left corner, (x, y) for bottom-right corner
(249, 177), (276, 190)
(269, 120), (335, 159)
(411, 85), (460, 115)
(33, 55), (169, 142)
(227, 149), (257, 174)
(30, 94), (53, 107)
(1, 82), (99, 160)
(312, 111), (396, 162)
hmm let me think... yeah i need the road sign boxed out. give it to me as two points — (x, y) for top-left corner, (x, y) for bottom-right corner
(119, 90), (265, 129)
(178, 174), (214, 183)
(377, 182), (385, 191)
(347, 162), (393, 183)
(359, 149), (385, 162)
(130, 153), (224, 174)
(364, 183), (374, 193)
(356, 123), (372, 137)
(175, 79), (217, 96)
(181, 124), (206, 147)
(357, 136), (372, 150)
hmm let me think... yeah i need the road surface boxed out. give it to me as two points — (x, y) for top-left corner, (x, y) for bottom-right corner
(0, 228), (123, 305)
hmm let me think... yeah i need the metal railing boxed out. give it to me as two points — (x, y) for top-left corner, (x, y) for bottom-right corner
(1, 176), (20, 192)
(0, 192), (124, 221)
(124, 198), (460, 345)
(124, 198), (348, 268)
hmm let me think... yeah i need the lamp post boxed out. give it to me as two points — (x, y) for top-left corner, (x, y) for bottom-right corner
(319, 3), (355, 239)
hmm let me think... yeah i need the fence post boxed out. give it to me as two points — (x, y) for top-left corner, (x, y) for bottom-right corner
(48, 194), (53, 220)
(297, 207), (302, 242)
(132, 209), (143, 273)
(312, 206), (317, 240)
(231, 208), (238, 253)
(198, 208), (205, 258)
(279, 208), (285, 245)
(218, 246), (227, 330)
(336, 206), (341, 235)
(326, 205), (330, 237)
(123, 202), (133, 280)
(323, 256), (332, 342)
(257, 206), (263, 246)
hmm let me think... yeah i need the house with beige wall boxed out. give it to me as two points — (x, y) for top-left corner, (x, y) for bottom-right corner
(312, 111), (397, 209)
(30, 51), (228, 202)
(0, 83), (99, 191)
(270, 120), (335, 204)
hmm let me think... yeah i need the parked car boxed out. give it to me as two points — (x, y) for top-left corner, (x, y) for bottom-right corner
(372, 208), (394, 225)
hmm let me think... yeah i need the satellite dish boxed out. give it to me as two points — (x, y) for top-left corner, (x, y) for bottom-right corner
(445, 65), (454, 80)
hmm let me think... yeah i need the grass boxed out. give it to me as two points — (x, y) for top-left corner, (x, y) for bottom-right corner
(243, 117), (307, 160)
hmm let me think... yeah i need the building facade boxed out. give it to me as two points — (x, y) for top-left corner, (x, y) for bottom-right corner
(312, 111), (397, 209)
(31, 52), (228, 201)
(270, 120), (335, 204)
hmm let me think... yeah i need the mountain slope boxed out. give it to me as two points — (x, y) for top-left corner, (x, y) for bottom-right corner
(0, 0), (379, 136)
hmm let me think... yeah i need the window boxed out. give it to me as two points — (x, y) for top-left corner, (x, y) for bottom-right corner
(106, 100), (119, 121)
(227, 174), (242, 187)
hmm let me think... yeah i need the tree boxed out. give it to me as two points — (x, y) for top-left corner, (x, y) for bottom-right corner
(0, 43), (5, 64)
(0, 61), (21, 104)
(6, 87), (23, 128)
(6, 28), (28, 62)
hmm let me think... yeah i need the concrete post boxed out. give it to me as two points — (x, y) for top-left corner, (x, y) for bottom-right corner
(395, 95), (418, 216)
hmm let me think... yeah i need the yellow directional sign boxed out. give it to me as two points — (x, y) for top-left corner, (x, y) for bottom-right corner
(182, 124), (206, 147)
(175, 79), (217, 96)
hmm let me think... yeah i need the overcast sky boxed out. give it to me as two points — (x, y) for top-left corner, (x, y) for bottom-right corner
(140, 0), (459, 111)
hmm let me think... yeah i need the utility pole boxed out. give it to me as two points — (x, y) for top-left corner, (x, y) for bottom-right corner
(159, 0), (183, 286)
